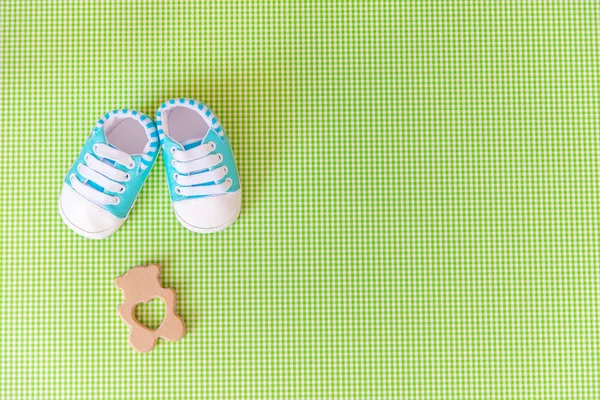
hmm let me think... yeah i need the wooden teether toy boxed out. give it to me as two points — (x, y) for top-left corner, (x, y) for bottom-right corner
(115, 264), (186, 352)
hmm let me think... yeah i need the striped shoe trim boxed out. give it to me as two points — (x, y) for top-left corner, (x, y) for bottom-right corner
(156, 98), (225, 142)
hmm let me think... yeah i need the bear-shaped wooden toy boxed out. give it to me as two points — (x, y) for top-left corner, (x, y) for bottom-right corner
(115, 264), (186, 352)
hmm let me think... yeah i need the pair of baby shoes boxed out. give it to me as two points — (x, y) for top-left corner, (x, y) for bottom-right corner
(59, 99), (242, 239)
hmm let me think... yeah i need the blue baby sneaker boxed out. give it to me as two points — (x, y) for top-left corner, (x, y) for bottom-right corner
(157, 99), (241, 233)
(59, 110), (159, 239)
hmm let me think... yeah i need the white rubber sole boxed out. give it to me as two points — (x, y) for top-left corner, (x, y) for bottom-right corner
(58, 194), (124, 239)
(172, 201), (241, 234)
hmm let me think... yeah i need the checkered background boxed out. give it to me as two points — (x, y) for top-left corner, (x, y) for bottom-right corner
(1, 1), (598, 399)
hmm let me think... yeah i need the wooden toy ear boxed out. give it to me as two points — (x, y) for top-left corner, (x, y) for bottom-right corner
(148, 264), (160, 276)
(114, 276), (123, 289)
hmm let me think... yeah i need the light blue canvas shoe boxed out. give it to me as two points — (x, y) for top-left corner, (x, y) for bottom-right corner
(59, 110), (159, 239)
(157, 99), (241, 233)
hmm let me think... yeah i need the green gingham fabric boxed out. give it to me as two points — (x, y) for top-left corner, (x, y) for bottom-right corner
(0, 1), (598, 399)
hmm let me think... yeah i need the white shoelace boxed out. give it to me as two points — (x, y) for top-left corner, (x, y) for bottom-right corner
(171, 141), (232, 197)
(70, 143), (135, 205)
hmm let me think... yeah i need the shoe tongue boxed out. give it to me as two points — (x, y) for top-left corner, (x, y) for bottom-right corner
(180, 138), (204, 151)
